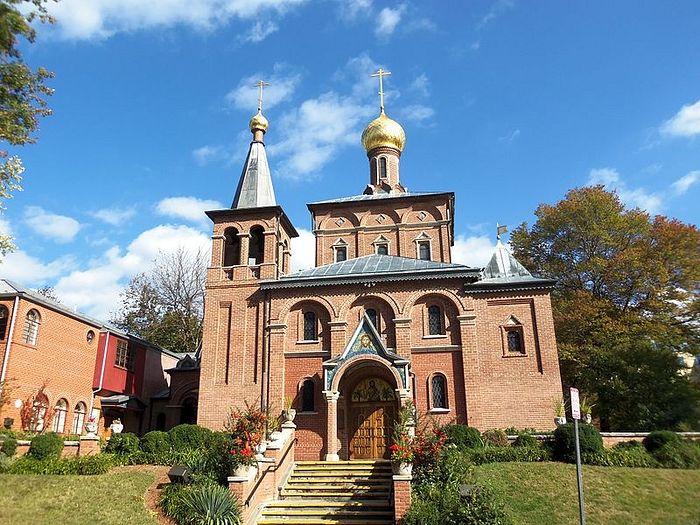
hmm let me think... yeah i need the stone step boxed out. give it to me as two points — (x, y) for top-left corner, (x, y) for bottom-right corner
(257, 519), (393, 525)
(287, 478), (390, 485)
(265, 500), (390, 509)
(281, 492), (390, 499)
(261, 509), (393, 517)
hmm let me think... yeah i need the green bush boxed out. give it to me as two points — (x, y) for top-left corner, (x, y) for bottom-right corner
(104, 432), (140, 455)
(612, 440), (645, 450)
(482, 429), (509, 448)
(160, 483), (190, 523)
(168, 424), (213, 452)
(443, 424), (483, 449)
(513, 432), (538, 448)
(28, 432), (64, 460)
(552, 423), (603, 462)
(1, 436), (17, 456)
(405, 483), (512, 525)
(140, 431), (172, 454)
(6, 454), (117, 475)
(182, 483), (242, 525)
(582, 447), (658, 468)
(643, 431), (682, 453)
(466, 446), (551, 465)
(652, 440), (700, 469)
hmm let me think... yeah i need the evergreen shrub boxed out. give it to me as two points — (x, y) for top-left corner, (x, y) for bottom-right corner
(140, 430), (172, 454)
(482, 429), (509, 448)
(467, 446), (551, 465)
(168, 424), (212, 452)
(642, 431), (681, 453)
(652, 440), (700, 469)
(28, 432), (64, 460)
(104, 432), (140, 455)
(443, 424), (483, 449)
(6, 454), (117, 475)
(513, 432), (538, 448)
(552, 423), (603, 462)
(582, 447), (658, 468)
(1, 436), (17, 456)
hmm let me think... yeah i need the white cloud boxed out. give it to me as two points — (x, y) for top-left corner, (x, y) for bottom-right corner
(499, 128), (520, 143)
(225, 65), (302, 111)
(0, 250), (76, 285)
(156, 196), (223, 224)
(47, 0), (307, 40)
(671, 171), (699, 195)
(339, 0), (372, 20)
(0, 218), (12, 237)
(400, 104), (435, 123)
(375, 4), (406, 37)
(242, 20), (278, 42)
(409, 74), (429, 98)
(452, 235), (496, 268)
(90, 207), (136, 226)
(24, 206), (81, 243)
(477, 0), (514, 30)
(192, 145), (223, 165)
(588, 168), (663, 215)
(290, 228), (316, 272)
(661, 99), (700, 137)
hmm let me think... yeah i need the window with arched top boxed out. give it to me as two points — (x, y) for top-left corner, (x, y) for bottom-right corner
(379, 156), (388, 181)
(301, 379), (315, 412)
(223, 228), (241, 267)
(428, 305), (443, 335)
(23, 309), (41, 345)
(52, 398), (68, 433)
(303, 311), (317, 341)
(249, 226), (265, 265)
(501, 316), (526, 356)
(365, 308), (380, 333)
(30, 393), (49, 432)
(0, 305), (8, 340)
(72, 402), (86, 434)
(418, 242), (431, 261)
(430, 374), (448, 410)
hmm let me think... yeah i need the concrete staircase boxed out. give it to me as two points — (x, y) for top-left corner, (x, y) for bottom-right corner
(256, 460), (394, 525)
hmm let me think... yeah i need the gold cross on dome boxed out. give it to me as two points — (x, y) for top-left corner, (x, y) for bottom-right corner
(254, 79), (270, 112)
(371, 68), (392, 112)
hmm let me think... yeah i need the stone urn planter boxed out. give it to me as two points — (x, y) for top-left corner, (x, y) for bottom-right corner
(85, 420), (98, 436)
(583, 413), (592, 424)
(282, 409), (296, 423)
(392, 462), (413, 476)
(554, 416), (567, 426)
(110, 420), (123, 434)
(233, 464), (250, 478)
(255, 441), (267, 455)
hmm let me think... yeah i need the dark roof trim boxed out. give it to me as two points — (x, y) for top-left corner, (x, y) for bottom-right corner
(206, 205), (299, 238)
(464, 278), (557, 294)
(307, 191), (454, 209)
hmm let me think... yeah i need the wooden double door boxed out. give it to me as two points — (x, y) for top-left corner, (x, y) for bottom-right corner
(349, 402), (396, 459)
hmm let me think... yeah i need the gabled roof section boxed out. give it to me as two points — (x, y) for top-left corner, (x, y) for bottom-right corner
(260, 254), (479, 289)
(231, 140), (276, 209)
(307, 191), (450, 207)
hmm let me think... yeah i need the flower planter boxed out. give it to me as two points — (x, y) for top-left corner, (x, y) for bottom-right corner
(583, 413), (592, 424)
(392, 462), (413, 476)
(85, 421), (98, 436)
(110, 421), (123, 434)
(554, 416), (567, 426)
(233, 464), (250, 478)
(282, 409), (296, 423)
(255, 441), (267, 455)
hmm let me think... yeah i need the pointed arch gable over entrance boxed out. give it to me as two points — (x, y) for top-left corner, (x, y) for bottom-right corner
(323, 314), (409, 392)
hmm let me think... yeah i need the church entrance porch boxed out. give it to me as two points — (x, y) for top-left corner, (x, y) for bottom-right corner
(348, 377), (397, 459)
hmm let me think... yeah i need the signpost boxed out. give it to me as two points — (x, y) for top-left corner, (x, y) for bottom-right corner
(570, 387), (586, 525)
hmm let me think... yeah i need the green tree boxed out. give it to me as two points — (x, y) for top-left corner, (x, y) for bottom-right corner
(0, 0), (55, 254)
(511, 186), (700, 430)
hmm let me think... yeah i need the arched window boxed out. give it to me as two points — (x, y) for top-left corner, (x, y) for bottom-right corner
(418, 242), (431, 261)
(71, 402), (86, 434)
(30, 393), (49, 432)
(223, 228), (241, 267)
(379, 156), (388, 181)
(303, 311), (317, 341)
(181, 397), (198, 425)
(156, 412), (166, 431)
(430, 375), (448, 409)
(249, 226), (265, 265)
(52, 398), (68, 433)
(365, 308), (380, 332)
(428, 305), (443, 335)
(501, 316), (526, 355)
(23, 309), (41, 345)
(0, 305), (8, 339)
(301, 379), (315, 412)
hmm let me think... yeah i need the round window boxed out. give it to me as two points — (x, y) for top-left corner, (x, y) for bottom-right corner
(86, 330), (95, 344)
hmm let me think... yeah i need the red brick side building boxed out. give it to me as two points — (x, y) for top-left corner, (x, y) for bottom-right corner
(198, 97), (563, 461)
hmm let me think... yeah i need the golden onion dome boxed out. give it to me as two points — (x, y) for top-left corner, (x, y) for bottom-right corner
(249, 110), (269, 133)
(361, 110), (406, 153)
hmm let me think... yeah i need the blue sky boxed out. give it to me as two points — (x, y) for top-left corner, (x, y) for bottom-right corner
(1, 0), (699, 318)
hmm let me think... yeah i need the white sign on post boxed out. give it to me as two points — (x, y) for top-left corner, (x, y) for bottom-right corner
(570, 387), (581, 420)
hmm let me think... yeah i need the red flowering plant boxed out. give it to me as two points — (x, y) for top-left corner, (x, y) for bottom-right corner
(390, 401), (416, 463)
(223, 401), (269, 470)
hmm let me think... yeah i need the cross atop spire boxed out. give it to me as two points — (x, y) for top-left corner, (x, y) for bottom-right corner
(371, 68), (391, 113)
(255, 79), (270, 112)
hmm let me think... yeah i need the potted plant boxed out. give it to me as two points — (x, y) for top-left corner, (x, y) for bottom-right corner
(229, 444), (256, 477)
(109, 418), (123, 434)
(85, 415), (98, 436)
(553, 398), (567, 426)
(282, 396), (296, 423)
(389, 402), (416, 475)
(267, 413), (282, 441)
(580, 397), (595, 424)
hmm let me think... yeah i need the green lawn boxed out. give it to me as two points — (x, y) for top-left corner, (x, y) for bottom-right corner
(0, 471), (160, 525)
(474, 462), (700, 525)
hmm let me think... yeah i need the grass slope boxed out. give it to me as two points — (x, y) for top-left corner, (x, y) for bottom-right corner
(474, 462), (700, 525)
(0, 471), (159, 525)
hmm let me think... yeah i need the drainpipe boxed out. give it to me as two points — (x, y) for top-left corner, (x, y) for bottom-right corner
(89, 331), (111, 415)
(0, 296), (21, 390)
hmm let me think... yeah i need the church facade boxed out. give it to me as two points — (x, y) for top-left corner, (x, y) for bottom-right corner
(197, 83), (563, 461)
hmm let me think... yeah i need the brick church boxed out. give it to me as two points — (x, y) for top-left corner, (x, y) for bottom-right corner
(197, 76), (563, 461)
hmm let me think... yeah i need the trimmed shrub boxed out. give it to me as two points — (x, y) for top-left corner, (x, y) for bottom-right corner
(104, 432), (140, 455)
(466, 446), (551, 465)
(140, 431), (172, 454)
(582, 447), (658, 468)
(168, 424), (213, 452)
(612, 440), (645, 450)
(513, 432), (538, 448)
(552, 423), (603, 462)
(28, 432), (64, 460)
(160, 483), (190, 524)
(652, 440), (700, 469)
(643, 431), (682, 453)
(482, 429), (509, 448)
(6, 454), (117, 475)
(443, 424), (483, 449)
(1, 436), (17, 457)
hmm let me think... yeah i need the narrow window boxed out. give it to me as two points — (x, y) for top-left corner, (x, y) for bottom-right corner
(30, 393), (49, 432)
(428, 305), (443, 335)
(22, 309), (41, 345)
(507, 330), (524, 353)
(418, 242), (431, 261)
(115, 340), (135, 371)
(365, 308), (380, 332)
(156, 413), (166, 431)
(335, 246), (347, 262)
(302, 379), (315, 412)
(379, 157), (388, 181)
(52, 398), (68, 433)
(376, 244), (388, 256)
(223, 228), (241, 266)
(249, 226), (265, 265)
(431, 375), (448, 409)
(0, 305), (8, 340)
(303, 311), (317, 341)
(72, 402), (86, 434)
